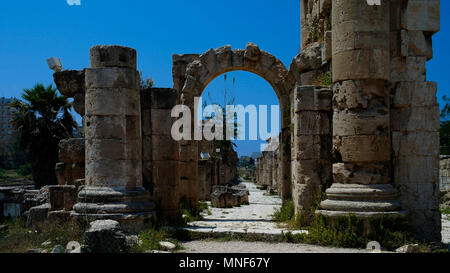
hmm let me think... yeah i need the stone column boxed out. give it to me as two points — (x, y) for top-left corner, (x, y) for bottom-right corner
(293, 85), (332, 219)
(318, 0), (404, 218)
(73, 45), (154, 232)
(280, 95), (292, 203)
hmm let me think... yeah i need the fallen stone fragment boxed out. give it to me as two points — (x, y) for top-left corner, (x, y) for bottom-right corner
(51, 245), (66, 253)
(159, 241), (176, 251)
(83, 220), (126, 253)
(395, 244), (419, 253)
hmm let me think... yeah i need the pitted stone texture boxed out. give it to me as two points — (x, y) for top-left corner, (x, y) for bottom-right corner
(53, 70), (85, 115)
(90, 45), (137, 69)
(53, 70), (85, 97)
(401, 0), (440, 34)
(83, 220), (126, 253)
(56, 138), (85, 186)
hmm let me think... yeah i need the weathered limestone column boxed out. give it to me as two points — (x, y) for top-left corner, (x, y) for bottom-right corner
(293, 85), (332, 219)
(318, 0), (404, 218)
(73, 45), (154, 232)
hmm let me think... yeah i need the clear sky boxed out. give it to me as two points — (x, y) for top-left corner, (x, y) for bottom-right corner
(0, 0), (448, 157)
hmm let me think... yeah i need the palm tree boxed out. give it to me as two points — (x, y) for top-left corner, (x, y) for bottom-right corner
(10, 83), (76, 188)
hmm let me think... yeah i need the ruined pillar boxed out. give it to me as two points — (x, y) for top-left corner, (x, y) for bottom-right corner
(280, 95), (292, 203)
(318, 0), (404, 218)
(73, 45), (154, 232)
(292, 85), (332, 219)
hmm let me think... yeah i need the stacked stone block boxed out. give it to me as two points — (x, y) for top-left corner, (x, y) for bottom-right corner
(390, 0), (441, 241)
(300, 0), (332, 50)
(292, 85), (332, 218)
(441, 156), (450, 192)
(55, 138), (85, 186)
(142, 88), (180, 219)
(318, 0), (405, 220)
(72, 46), (154, 232)
(198, 139), (217, 201)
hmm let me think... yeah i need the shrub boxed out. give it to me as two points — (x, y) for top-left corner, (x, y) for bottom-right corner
(273, 200), (295, 223)
(129, 228), (183, 253)
(18, 163), (32, 177)
(441, 208), (450, 215)
(313, 72), (332, 86)
(0, 168), (6, 179)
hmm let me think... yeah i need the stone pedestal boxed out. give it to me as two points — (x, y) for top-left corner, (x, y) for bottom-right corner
(317, 0), (404, 220)
(72, 45), (154, 232)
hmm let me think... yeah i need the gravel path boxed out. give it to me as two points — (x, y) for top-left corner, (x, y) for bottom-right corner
(181, 241), (373, 253)
(442, 214), (450, 244)
(185, 182), (306, 236)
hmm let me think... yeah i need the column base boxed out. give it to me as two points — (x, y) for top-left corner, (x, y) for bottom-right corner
(72, 186), (155, 233)
(317, 183), (406, 217)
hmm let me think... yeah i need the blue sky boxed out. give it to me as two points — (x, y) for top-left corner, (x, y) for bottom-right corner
(0, 0), (448, 157)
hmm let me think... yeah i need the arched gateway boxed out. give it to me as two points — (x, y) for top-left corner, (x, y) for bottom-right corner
(172, 43), (295, 205)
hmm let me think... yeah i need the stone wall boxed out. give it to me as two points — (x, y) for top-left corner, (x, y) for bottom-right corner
(255, 137), (282, 194)
(441, 156), (450, 192)
(141, 88), (180, 219)
(389, 0), (441, 241)
(292, 85), (332, 218)
(198, 139), (217, 201)
(300, 0), (332, 50)
(55, 138), (85, 187)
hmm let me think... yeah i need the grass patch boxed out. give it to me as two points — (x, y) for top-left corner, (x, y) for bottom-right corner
(168, 197), (211, 226)
(18, 163), (32, 177)
(0, 217), (86, 253)
(273, 199), (295, 223)
(277, 214), (418, 251)
(128, 228), (183, 253)
(272, 198), (418, 251)
(313, 71), (332, 86)
(441, 208), (450, 215)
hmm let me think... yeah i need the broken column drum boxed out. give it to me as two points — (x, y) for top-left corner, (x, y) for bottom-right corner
(72, 45), (154, 231)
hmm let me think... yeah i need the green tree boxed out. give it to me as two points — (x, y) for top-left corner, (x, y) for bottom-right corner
(441, 95), (450, 155)
(10, 83), (76, 188)
(202, 74), (240, 166)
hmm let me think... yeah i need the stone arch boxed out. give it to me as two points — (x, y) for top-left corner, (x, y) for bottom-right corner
(177, 43), (293, 101)
(172, 43), (294, 204)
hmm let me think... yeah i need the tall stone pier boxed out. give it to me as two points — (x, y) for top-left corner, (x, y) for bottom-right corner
(72, 45), (154, 232)
(318, 1), (404, 219)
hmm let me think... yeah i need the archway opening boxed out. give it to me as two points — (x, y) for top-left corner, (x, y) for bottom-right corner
(194, 70), (285, 230)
